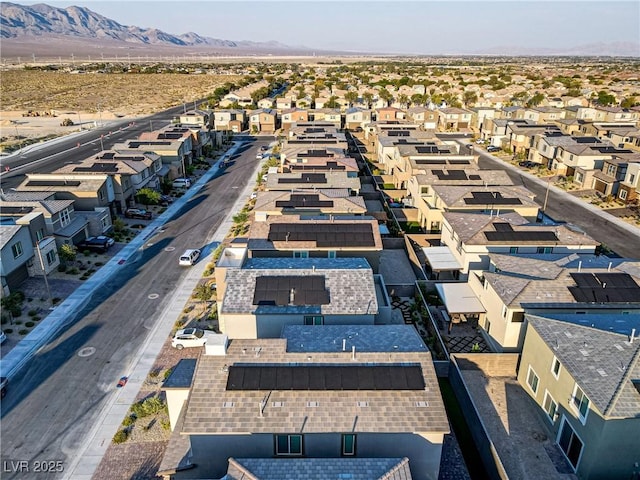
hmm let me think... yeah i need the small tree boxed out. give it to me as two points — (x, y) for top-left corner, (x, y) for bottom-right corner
(135, 187), (161, 205)
(58, 244), (77, 264)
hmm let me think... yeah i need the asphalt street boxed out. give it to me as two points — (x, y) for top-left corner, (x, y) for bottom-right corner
(474, 148), (640, 258)
(0, 137), (270, 479)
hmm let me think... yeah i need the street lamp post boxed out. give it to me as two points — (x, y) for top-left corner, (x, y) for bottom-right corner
(35, 239), (53, 308)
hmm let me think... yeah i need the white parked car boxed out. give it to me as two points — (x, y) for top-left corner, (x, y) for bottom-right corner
(172, 328), (208, 349)
(250, 191), (258, 200)
(172, 177), (191, 189)
(179, 249), (201, 266)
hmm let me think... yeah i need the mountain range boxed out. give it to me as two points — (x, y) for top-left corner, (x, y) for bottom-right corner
(0, 2), (306, 56)
(1, 2), (638, 58)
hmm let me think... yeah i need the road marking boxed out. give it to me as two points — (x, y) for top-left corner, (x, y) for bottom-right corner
(164, 246), (175, 252)
(78, 347), (96, 357)
(148, 293), (160, 299)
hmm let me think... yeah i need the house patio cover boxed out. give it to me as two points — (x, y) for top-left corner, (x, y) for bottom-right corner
(435, 283), (486, 314)
(422, 246), (462, 271)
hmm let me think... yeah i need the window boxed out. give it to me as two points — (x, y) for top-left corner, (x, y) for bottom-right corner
(501, 305), (508, 318)
(543, 391), (558, 423)
(485, 319), (491, 334)
(293, 251), (308, 259)
(60, 209), (71, 227)
(304, 315), (324, 326)
(629, 173), (636, 185)
(551, 357), (561, 379)
(571, 385), (589, 422)
(558, 419), (583, 470)
(327, 251), (337, 259)
(36, 229), (44, 241)
(11, 241), (23, 259)
(510, 247), (519, 254)
(45, 250), (56, 266)
(275, 434), (302, 456)
(526, 366), (539, 394)
(619, 189), (628, 201)
(537, 247), (553, 254)
(342, 434), (356, 456)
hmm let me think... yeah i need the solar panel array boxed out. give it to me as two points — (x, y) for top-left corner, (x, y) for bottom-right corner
(290, 162), (346, 172)
(468, 175), (482, 180)
(569, 273), (640, 303)
(299, 150), (333, 157)
(464, 192), (523, 205)
(484, 231), (558, 242)
(26, 180), (81, 187)
(73, 162), (118, 173)
(278, 173), (328, 184)
(433, 170), (468, 180)
(274, 194), (334, 208)
(226, 365), (425, 391)
(158, 132), (185, 140)
(387, 130), (411, 137)
(1, 206), (34, 214)
(415, 159), (447, 165)
(253, 275), (330, 306)
(268, 222), (375, 247)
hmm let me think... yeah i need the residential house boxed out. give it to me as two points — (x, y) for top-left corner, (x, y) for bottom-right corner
(517, 315), (640, 479)
(417, 185), (539, 238)
(247, 215), (383, 271)
(466, 253), (638, 351)
(215, 257), (380, 338)
(468, 107), (495, 132)
(522, 106), (566, 123)
(275, 97), (293, 110)
(280, 108), (309, 131)
(593, 106), (639, 123)
(344, 107), (372, 130)
(158, 327), (449, 480)
(0, 224), (37, 295)
(506, 122), (561, 156)
(587, 154), (636, 197)
(220, 92), (252, 108)
(281, 151), (358, 175)
(309, 109), (342, 129)
(249, 109), (278, 134)
(253, 190), (367, 222)
(53, 150), (163, 212)
(214, 109), (247, 133)
(617, 159), (640, 204)
(555, 118), (586, 136)
(257, 98), (275, 109)
(178, 109), (212, 129)
(112, 137), (192, 180)
(528, 133), (608, 171)
(407, 107), (439, 130)
(581, 122), (639, 140)
(16, 173), (115, 213)
(569, 149), (637, 192)
(439, 211), (598, 280)
(375, 131), (437, 167)
(437, 108), (472, 131)
(407, 169), (514, 232)
(376, 107), (404, 122)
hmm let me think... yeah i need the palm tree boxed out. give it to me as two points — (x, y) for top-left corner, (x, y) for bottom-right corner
(362, 92), (374, 109)
(325, 96), (340, 109)
(397, 94), (410, 109)
(411, 93), (425, 106)
(344, 91), (358, 107)
(462, 90), (478, 108)
(378, 89), (394, 107)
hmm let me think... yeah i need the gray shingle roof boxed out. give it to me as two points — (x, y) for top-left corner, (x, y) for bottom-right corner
(220, 258), (378, 316)
(181, 338), (450, 435)
(282, 325), (428, 353)
(226, 457), (413, 480)
(0, 224), (22, 250)
(527, 315), (640, 418)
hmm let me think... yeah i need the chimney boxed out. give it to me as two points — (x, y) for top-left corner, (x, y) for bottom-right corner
(342, 339), (346, 351)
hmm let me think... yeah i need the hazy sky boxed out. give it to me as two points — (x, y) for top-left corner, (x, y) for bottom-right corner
(17, 1), (640, 54)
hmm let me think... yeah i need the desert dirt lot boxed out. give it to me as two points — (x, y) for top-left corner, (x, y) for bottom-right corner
(0, 70), (242, 149)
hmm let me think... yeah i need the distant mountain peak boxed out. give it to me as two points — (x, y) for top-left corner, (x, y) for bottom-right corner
(0, 2), (294, 50)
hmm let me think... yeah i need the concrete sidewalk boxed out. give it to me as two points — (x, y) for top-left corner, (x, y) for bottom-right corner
(63, 143), (263, 480)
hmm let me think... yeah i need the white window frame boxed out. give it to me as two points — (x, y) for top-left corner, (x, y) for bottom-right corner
(571, 384), (590, 424)
(59, 209), (71, 227)
(342, 434), (356, 456)
(11, 241), (24, 259)
(45, 249), (57, 266)
(551, 356), (561, 379)
(543, 390), (558, 423)
(526, 365), (539, 395)
(327, 250), (337, 259)
(293, 250), (309, 259)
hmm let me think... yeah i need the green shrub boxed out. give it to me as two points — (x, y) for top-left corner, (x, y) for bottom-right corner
(18, 329), (29, 335)
(112, 429), (129, 444)
(32, 316), (41, 321)
(148, 369), (160, 378)
(122, 415), (136, 427)
(163, 368), (173, 380)
(95, 262), (104, 267)
(67, 267), (80, 275)
(4, 328), (13, 334)
(28, 310), (38, 317)
(52, 297), (61, 305)
(130, 396), (165, 418)
(160, 418), (171, 431)
(57, 264), (67, 273)
(83, 250), (91, 257)
(25, 321), (35, 328)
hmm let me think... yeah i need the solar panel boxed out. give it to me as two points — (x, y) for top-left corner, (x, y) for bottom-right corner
(433, 170), (468, 180)
(1, 206), (34, 214)
(468, 175), (482, 180)
(226, 365), (425, 391)
(484, 231), (558, 242)
(464, 192), (523, 205)
(290, 163), (346, 172)
(275, 194), (334, 208)
(26, 180), (82, 187)
(493, 223), (514, 232)
(278, 173), (328, 184)
(268, 223), (375, 247)
(73, 162), (118, 173)
(99, 152), (115, 159)
(569, 272), (640, 303)
(415, 159), (447, 165)
(252, 275), (330, 306)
